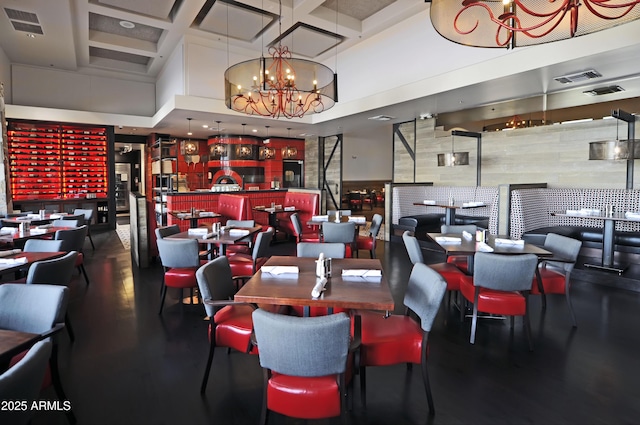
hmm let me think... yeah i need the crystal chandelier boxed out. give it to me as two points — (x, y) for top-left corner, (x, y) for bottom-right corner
(428, 0), (640, 48)
(224, 1), (337, 119)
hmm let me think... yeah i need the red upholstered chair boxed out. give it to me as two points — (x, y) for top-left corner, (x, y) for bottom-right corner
(402, 231), (466, 312)
(356, 214), (383, 258)
(348, 192), (363, 211)
(252, 309), (355, 424)
(224, 219), (256, 255)
(290, 213), (320, 243)
(195, 257), (257, 394)
(156, 238), (201, 315)
(531, 233), (582, 327)
(460, 252), (539, 350)
(217, 193), (250, 222)
(357, 263), (446, 413)
(228, 227), (274, 282)
(441, 224), (478, 274)
(277, 191), (319, 239)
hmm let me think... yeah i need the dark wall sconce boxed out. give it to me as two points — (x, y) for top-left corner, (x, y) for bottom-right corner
(282, 146), (298, 159)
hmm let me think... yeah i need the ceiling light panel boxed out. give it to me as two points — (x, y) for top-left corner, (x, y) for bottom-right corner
(89, 13), (163, 43)
(270, 23), (343, 58)
(93, 0), (179, 21)
(320, 0), (395, 21)
(90, 46), (151, 65)
(195, 0), (277, 42)
(554, 69), (602, 84)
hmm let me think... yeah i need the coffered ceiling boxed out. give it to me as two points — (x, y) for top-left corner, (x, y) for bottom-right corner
(1, 0), (640, 139)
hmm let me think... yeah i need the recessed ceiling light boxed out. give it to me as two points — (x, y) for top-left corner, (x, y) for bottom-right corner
(119, 20), (135, 29)
(202, 124), (208, 128)
(252, 129), (258, 133)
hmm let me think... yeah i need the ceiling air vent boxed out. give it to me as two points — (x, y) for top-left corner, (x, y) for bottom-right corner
(554, 69), (602, 84)
(11, 21), (43, 35)
(4, 8), (39, 23)
(368, 115), (395, 121)
(583, 85), (625, 96)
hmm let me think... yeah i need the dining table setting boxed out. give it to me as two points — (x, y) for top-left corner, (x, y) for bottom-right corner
(166, 224), (262, 257)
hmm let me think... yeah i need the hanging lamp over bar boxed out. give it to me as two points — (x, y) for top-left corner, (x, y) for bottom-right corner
(589, 109), (639, 160)
(437, 131), (470, 166)
(427, 0), (640, 48)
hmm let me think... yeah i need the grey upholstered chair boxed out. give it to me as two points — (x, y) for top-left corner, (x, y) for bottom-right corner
(296, 242), (345, 259)
(195, 257), (256, 394)
(460, 252), (539, 350)
(73, 208), (95, 250)
(321, 221), (356, 257)
(225, 219), (256, 251)
(228, 227), (274, 285)
(357, 263), (446, 413)
(532, 233), (583, 327)
(156, 238), (201, 314)
(52, 219), (79, 228)
(0, 284), (75, 425)
(23, 239), (64, 252)
(61, 213), (85, 227)
(155, 224), (180, 240)
(440, 224), (478, 273)
(252, 309), (353, 424)
(24, 251), (79, 342)
(0, 340), (52, 425)
(226, 219), (255, 227)
(289, 213), (320, 243)
(356, 213), (383, 258)
(55, 225), (90, 285)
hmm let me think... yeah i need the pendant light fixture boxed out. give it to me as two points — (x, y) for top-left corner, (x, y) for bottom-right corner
(437, 131), (469, 166)
(589, 110), (640, 160)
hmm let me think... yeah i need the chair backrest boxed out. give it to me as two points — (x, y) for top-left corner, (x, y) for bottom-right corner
(290, 213), (303, 238)
(23, 239), (64, 252)
(441, 224), (477, 234)
(26, 251), (78, 286)
(52, 219), (79, 228)
(155, 225), (180, 239)
(296, 242), (345, 259)
(195, 256), (236, 318)
(321, 222), (355, 243)
(544, 233), (582, 272)
(404, 263), (447, 332)
(369, 214), (383, 237)
(252, 228), (274, 261)
(473, 252), (539, 292)
(252, 309), (351, 377)
(217, 194), (249, 221)
(226, 219), (255, 227)
(156, 238), (200, 269)
(73, 208), (93, 224)
(0, 284), (68, 334)
(54, 225), (88, 252)
(61, 214), (85, 226)
(402, 231), (424, 265)
(0, 340), (52, 425)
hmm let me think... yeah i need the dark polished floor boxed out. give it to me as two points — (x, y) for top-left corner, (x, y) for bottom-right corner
(26, 220), (640, 425)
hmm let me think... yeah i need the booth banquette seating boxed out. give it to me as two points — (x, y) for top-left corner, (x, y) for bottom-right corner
(217, 194), (252, 222)
(392, 185), (499, 238)
(277, 191), (320, 239)
(510, 188), (640, 253)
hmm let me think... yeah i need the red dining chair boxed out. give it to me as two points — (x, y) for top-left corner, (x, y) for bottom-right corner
(224, 219), (255, 255)
(290, 213), (320, 243)
(440, 224), (478, 273)
(195, 256), (257, 394)
(228, 227), (274, 287)
(460, 252), (539, 350)
(321, 221), (356, 258)
(402, 231), (466, 313)
(252, 309), (355, 424)
(356, 214), (383, 258)
(356, 263), (446, 414)
(156, 238), (201, 315)
(531, 233), (582, 327)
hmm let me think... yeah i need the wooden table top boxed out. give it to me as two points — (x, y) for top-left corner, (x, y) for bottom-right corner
(235, 256), (395, 312)
(427, 233), (552, 257)
(166, 226), (262, 244)
(0, 226), (70, 244)
(168, 210), (221, 220)
(0, 251), (66, 275)
(0, 329), (40, 370)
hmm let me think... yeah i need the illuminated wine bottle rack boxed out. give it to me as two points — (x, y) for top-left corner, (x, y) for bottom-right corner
(8, 121), (109, 201)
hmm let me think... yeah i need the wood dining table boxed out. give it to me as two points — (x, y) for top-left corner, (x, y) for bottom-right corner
(234, 256), (395, 315)
(0, 251), (66, 277)
(414, 201), (487, 226)
(166, 225), (262, 257)
(0, 329), (40, 371)
(0, 225), (71, 248)
(168, 210), (221, 229)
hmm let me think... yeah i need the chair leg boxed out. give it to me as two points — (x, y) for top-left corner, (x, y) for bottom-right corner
(158, 285), (167, 315)
(260, 369), (269, 425)
(565, 277), (578, 328)
(470, 291), (479, 344)
(87, 233), (95, 251)
(50, 345), (77, 425)
(65, 313), (75, 343)
(359, 366), (367, 407)
(523, 313), (534, 351)
(79, 264), (90, 285)
(200, 334), (216, 394)
(420, 335), (435, 414)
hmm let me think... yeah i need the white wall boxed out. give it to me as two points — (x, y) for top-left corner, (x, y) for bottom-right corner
(156, 41), (185, 110)
(342, 125), (393, 181)
(12, 65), (155, 116)
(0, 46), (11, 103)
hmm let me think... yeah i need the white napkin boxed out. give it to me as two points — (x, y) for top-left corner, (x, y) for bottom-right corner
(49, 214), (64, 219)
(284, 206), (296, 211)
(0, 257), (27, 265)
(348, 216), (366, 223)
(27, 214), (42, 219)
(494, 238), (525, 246)
(477, 242), (494, 252)
(0, 228), (17, 234)
(228, 229), (250, 237)
(0, 249), (22, 258)
(462, 231), (474, 241)
(265, 207), (276, 213)
(625, 211), (640, 219)
(188, 228), (209, 236)
(462, 201), (485, 207)
(261, 266), (299, 275)
(29, 228), (47, 235)
(312, 215), (328, 222)
(199, 212), (215, 217)
(435, 236), (461, 243)
(423, 200), (436, 205)
(342, 269), (382, 277)
(311, 277), (328, 298)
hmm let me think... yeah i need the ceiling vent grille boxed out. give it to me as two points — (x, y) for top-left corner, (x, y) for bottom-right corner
(554, 69), (602, 84)
(583, 85), (625, 96)
(11, 21), (43, 35)
(4, 8), (39, 23)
